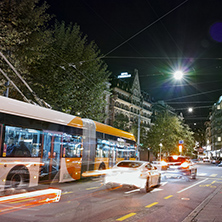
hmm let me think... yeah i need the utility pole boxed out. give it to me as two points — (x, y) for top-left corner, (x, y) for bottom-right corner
(137, 109), (141, 160)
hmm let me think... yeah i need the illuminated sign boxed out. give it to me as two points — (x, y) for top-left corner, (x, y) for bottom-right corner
(117, 72), (131, 78)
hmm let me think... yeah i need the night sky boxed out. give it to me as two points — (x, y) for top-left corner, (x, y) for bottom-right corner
(46, 0), (222, 128)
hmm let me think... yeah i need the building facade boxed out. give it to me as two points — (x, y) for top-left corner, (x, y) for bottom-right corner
(109, 69), (152, 133)
(209, 96), (222, 157)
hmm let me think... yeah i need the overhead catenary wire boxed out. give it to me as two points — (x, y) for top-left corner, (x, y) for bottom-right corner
(103, 0), (189, 57)
(50, 50), (98, 88)
(0, 68), (30, 103)
(166, 88), (222, 102)
(0, 51), (51, 108)
(78, 0), (189, 64)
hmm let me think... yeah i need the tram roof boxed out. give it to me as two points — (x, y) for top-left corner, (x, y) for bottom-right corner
(0, 96), (136, 141)
(94, 121), (136, 142)
(0, 96), (83, 128)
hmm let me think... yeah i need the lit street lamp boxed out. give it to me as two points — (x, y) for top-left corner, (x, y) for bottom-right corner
(188, 107), (193, 113)
(173, 70), (184, 80)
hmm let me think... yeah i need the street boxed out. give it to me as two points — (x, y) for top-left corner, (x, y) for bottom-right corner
(1, 163), (222, 222)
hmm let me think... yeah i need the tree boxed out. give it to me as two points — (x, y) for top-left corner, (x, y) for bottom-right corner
(0, 1), (111, 122)
(30, 21), (111, 121)
(130, 122), (148, 148)
(146, 112), (194, 158)
(0, 0), (52, 98)
(113, 113), (129, 131)
(0, 0), (51, 52)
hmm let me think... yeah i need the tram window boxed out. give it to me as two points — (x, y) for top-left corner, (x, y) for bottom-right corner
(96, 148), (103, 158)
(117, 150), (123, 158)
(103, 150), (109, 158)
(63, 134), (82, 158)
(3, 126), (42, 157)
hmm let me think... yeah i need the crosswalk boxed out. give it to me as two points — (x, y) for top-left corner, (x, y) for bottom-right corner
(197, 173), (221, 177)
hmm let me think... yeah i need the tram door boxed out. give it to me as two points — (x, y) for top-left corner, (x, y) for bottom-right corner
(40, 131), (61, 182)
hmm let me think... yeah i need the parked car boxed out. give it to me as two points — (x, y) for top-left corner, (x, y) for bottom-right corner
(104, 160), (161, 193)
(164, 155), (197, 179)
(203, 157), (210, 162)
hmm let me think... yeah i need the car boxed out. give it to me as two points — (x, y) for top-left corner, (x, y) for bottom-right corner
(211, 158), (216, 164)
(164, 155), (197, 180)
(203, 157), (210, 162)
(104, 160), (161, 193)
(152, 160), (168, 171)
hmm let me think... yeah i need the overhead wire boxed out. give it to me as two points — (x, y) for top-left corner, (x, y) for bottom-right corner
(0, 67), (30, 103)
(81, 0), (143, 57)
(103, 0), (189, 57)
(0, 51), (51, 108)
(166, 88), (222, 101)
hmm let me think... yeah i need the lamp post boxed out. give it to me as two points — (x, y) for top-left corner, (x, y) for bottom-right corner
(159, 143), (163, 161)
(137, 109), (141, 160)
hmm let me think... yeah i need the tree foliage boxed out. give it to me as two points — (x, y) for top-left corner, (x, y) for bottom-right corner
(147, 112), (195, 158)
(0, 0), (52, 98)
(31, 21), (110, 121)
(113, 113), (129, 131)
(0, 1), (111, 122)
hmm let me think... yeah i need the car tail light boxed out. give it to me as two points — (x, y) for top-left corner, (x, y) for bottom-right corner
(161, 160), (168, 166)
(181, 162), (189, 168)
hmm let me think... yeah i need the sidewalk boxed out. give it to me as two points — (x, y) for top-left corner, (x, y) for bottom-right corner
(183, 184), (222, 222)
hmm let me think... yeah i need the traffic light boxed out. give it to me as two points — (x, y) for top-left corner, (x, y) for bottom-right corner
(179, 144), (183, 153)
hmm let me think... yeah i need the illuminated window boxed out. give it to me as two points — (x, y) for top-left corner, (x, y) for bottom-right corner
(218, 137), (221, 142)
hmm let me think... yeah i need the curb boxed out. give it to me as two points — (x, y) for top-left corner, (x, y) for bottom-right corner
(182, 185), (222, 222)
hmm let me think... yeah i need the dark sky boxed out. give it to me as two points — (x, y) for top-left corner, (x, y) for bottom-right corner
(46, 0), (222, 128)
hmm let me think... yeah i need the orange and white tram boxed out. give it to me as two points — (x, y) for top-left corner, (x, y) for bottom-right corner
(0, 96), (136, 191)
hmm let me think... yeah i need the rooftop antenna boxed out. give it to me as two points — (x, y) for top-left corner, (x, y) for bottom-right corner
(0, 51), (51, 108)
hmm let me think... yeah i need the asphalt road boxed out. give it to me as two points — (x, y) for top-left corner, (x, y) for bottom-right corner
(1, 163), (222, 222)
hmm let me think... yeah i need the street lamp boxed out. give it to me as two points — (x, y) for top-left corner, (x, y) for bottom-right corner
(188, 107), (193, 113)
(173, 70), (184, 80)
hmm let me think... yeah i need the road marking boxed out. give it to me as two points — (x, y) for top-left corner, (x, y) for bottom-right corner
(161, 182), (168, 186)
(62, 191), (73, 195)
(177, 178), (208, 193)
(199, 181), (217, 188)
(164, 195), (173, 199)
(199, 184), (217, 188)
(145, 202), (158, 208)
(116, 213), (136, 221)
(124, 189), (140, 194)
(86, 187), (100, 190)
(210, 174), (217, 177)
(197, 173), (207, 176)
(151, 188), (163, 193)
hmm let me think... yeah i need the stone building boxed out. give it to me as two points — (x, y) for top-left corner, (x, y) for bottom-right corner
(108, 69), (153, 133)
